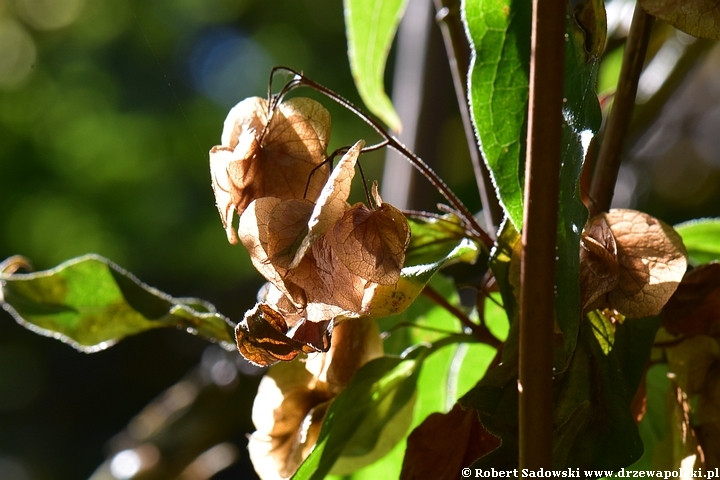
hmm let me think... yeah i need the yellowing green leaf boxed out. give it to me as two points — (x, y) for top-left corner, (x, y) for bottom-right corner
(0, 254), (235, 352)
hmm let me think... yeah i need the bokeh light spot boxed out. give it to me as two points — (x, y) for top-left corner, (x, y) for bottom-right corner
(16, 0), (86, 31)
(0, 456), (31, 480)
(0, 18), (36, 89)
(189, 28), (273, 107)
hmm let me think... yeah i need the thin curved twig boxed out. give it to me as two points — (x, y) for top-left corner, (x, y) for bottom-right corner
(267, 66), (494, 251)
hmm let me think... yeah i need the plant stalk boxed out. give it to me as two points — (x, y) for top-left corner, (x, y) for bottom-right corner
(433, 0), (503, 237)
(518, 0), (565, 471)
(589, 4), (653, 216)
(422, 285), (502, 349)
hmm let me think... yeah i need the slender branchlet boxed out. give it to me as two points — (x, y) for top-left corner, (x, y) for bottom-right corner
(267, 66), (494, 250)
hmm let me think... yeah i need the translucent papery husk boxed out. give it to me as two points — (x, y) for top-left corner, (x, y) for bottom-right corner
(248, 318), (383, 480)
(579, 209), (688, 318)
(238, 203), (409, 326)
(209, 96), (332, 244)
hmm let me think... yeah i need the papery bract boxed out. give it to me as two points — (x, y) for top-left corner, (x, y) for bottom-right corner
(209, 97), (332, 244)
(580, 209), (687, 318)
(248, 319), (383, 479)
(326, 185), (410, 285)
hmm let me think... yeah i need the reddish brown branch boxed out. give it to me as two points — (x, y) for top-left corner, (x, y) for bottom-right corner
(589, 4), (653, 216)
(519, 0), (565, 470)
(422, 285), (502, 349)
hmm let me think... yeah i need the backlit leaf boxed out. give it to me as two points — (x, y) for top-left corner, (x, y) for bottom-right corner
(462, 0), (530, 229)
(293, 352), (423, 480)
(0, 254), (235, 352)
(587, 308), (625, 355)
(271, 141), (364, 270)
(675, 218), (720, 265)
(403, 214), (470, 267)
(298, 141), (364, 266)
(344, 0), (407, 132)
(605, 209), (687, 318)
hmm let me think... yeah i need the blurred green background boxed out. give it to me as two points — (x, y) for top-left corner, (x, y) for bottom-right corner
(2, 0), (720, 477)
(0, 0), (475, 478)
(0, 0), (364, 478)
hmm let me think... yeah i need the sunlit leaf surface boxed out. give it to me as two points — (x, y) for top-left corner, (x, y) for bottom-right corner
(462, 0), (530, 229)
(675, 217), (720, 265)
(344, 0), (407, 132)
(0, 254), (235, 352)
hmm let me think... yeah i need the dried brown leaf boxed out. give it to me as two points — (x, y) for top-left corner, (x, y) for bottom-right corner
(248, 319), (382, 479)
(291, 140), (364, 268)
(400, 403), (500, 480)
(639, 0), (720, 39)
(326, 199), (410, 285)
(239, 198), (296, 301)
(301, 236), (369, 314)
(582, 210), (688, 318)
(580, 215), (620, 308)
(209, 96), (331, 244)
(664, 263), (720, 337)
(236, 303), (322, 367)
(239, 199), (376, 322)
(248, 359), (334, 479)
(605, 209), (687, 318)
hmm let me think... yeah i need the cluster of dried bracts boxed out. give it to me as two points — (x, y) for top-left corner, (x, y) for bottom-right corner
(210, 95), (413, 478)
(210, 96), (411, 367)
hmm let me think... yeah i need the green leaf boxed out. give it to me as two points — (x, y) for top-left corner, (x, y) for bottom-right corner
(587, 308), (626, 356)
(488, 219), (520, 323)
(404, 214), (477, 268)
(629, 364), (670, 470)
(293, 353), (423, 480)
(554, 0), (603, 362)
(462, 0), (531, 229)
(557, 317), (661, 470)
(327, 275), (500, 479)
(344, 0), (407, 132)
(675, 218), (720, 265)
(0, 254), (235, 352)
